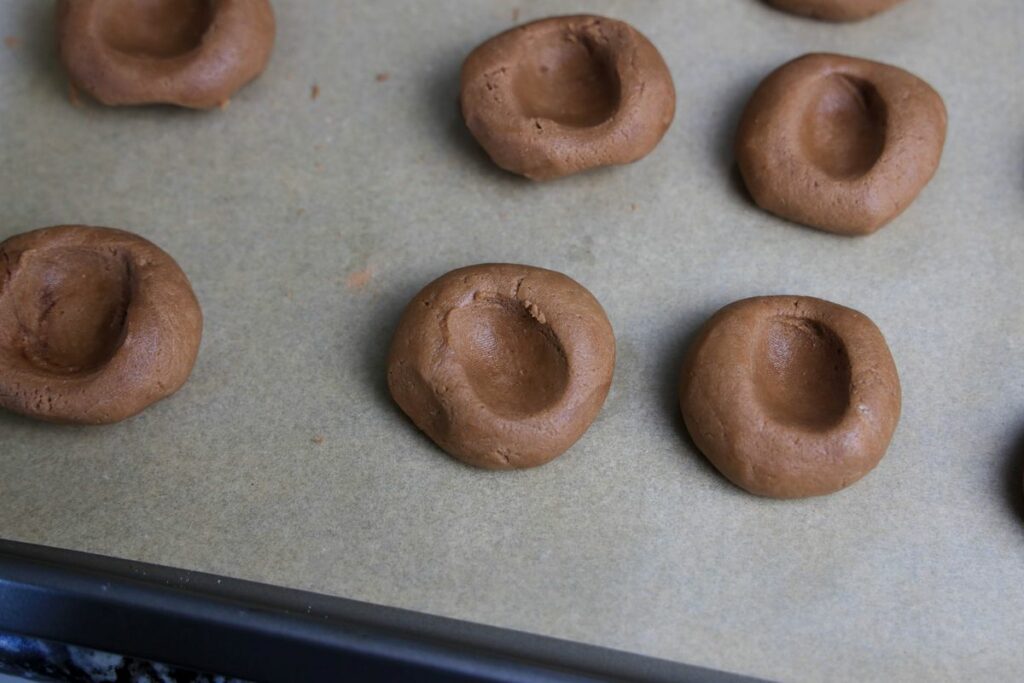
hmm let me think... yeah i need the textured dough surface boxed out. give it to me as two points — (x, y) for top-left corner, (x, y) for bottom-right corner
(679, 295), (901, 498)
(736, 53), (946, 235)
(0, 225), (203, 424)
(57, 0), (276, 108)
(460, 15), (676, 180)
(387, 263), (615, 469)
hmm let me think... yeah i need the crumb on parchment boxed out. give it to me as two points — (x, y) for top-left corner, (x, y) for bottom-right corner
(346, 267), (373, 290)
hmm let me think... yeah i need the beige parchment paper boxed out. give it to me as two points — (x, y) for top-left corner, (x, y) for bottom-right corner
(0, 1), (1022, 680)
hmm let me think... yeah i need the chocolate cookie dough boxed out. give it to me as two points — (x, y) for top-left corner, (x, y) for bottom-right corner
(765, 0), (906, 21)
(0, 225), (203, 424)
(679, 296), (900, 498)
(460, 15), (676, 180)
(387, 264), (615, 469)
(736, 53), (946, 236)
(57, 0), (275, 109)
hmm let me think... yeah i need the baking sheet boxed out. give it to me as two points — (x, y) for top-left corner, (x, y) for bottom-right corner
(0, 1), (1022, 680)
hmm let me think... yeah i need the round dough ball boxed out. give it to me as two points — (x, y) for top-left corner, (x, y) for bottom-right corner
(0, 225), (203, 424)
(388, 264), (615, 469)
(679, 296), (900, 498)
(736, 53), (946, 236)
(57, 0), (275, 109)
(460, 15), (675, 180)
(764, 0), (906, 22)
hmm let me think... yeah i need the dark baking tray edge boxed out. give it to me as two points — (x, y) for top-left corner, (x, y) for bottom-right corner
(0, 539), (758, 682)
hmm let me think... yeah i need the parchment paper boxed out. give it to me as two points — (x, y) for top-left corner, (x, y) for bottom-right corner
(1, 1), (1022, 680)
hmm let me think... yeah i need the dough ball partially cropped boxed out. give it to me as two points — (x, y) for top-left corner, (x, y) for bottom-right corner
(764, 0), (907, 22)
(460, 15), (676, 180)
(57, 0), (276, 109)
(0, 225), (203, 424)
(387, 264), (616, 469)
(736, 53), (946, 236)
(679, 296), (901, 498)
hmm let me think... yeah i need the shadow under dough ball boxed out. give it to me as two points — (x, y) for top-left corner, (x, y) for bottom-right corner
(387, 264), (616, 469)
(0, 226), (203, 424)
(460, 15), (676, 180)
(736, 53), (946, 235)
(57, 0), (275, 109)
(764, 0), (906, 22)
(679, 296), (900, 498)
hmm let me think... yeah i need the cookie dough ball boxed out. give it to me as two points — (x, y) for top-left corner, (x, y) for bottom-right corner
(388, 264), (616, 469)
(0, 225), (203, 424)
(57, 0), (276, 109)
(679, 296), (900, 498)
(460, 15), (676, 180)
(764, 0), (906, 22)
(736, 53), (946, 236)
